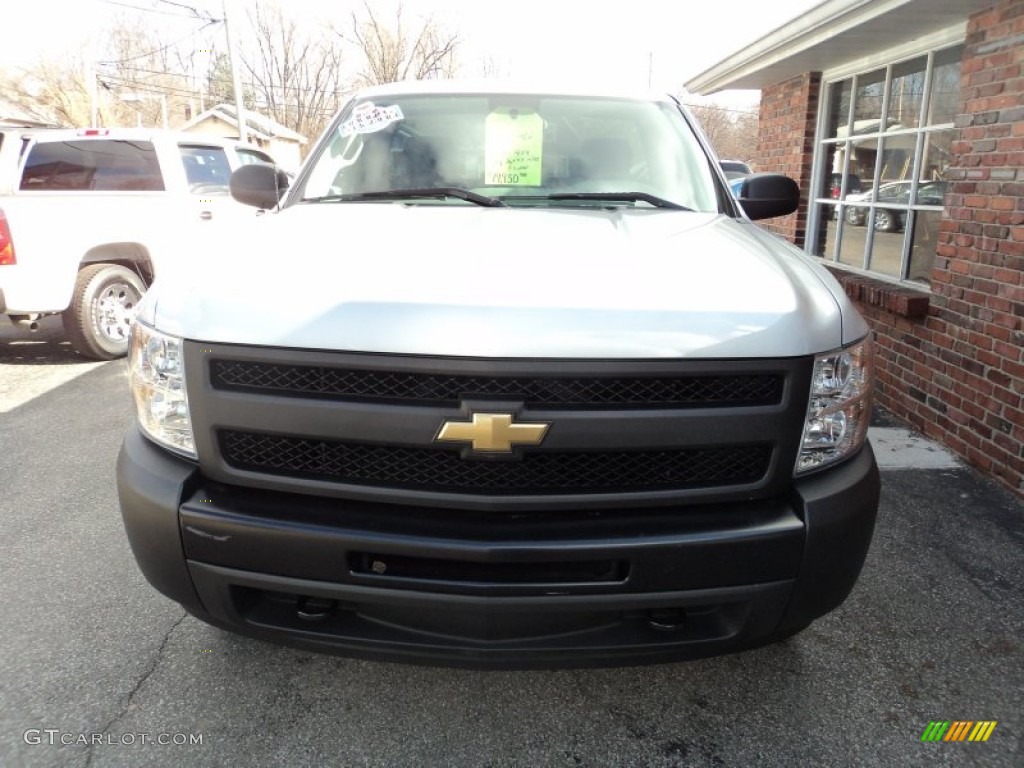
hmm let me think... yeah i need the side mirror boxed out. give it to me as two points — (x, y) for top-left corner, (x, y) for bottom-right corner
(736, 173), (800, 220)
(230, 164), (290, 209)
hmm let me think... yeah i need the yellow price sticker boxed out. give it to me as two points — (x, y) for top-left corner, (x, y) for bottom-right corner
(484, 110), (543, 186)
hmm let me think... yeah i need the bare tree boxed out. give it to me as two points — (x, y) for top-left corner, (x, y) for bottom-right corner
(245, 1), (345, 141)
(95, 15), (204, 128)
(688, 103), (759, 165)
(1, 59), (86, 127)
(346, 0), (458, 87)
(0, 15), (182, 129)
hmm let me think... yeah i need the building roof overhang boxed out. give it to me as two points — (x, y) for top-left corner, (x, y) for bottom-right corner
(686, 0), (993, 94)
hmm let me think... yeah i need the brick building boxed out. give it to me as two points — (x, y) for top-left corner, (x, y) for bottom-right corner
(688, 0), (1024, 495)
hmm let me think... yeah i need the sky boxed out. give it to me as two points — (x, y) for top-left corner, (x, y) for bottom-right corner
(0, 0), (825, 108)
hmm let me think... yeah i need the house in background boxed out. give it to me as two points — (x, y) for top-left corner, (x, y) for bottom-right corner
(181, 104), (307, 173)
(688, 0), (1023, 495)
(0, 94), (59, 128)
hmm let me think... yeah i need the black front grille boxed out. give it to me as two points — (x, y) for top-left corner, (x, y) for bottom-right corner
(210, 360), (782, 408)
(218, 430), (772, 494)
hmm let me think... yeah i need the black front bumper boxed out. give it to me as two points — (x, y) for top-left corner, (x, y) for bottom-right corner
(117, 427), (880, 668)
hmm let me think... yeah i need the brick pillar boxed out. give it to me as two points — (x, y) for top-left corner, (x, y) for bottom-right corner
(756, 72), (821, 245)
(929, 0), (1024, 491)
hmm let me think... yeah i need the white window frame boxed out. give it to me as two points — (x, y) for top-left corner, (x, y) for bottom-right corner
(806, 28), (965, 287)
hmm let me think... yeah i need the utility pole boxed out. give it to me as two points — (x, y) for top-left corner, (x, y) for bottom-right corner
(223, 0), (248, 142)
(89, 62), (99, 128)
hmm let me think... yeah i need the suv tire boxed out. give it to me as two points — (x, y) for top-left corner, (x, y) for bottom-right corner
(63, 264), (145, 360)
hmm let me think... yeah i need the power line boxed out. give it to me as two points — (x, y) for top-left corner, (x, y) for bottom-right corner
(115, 64), (347, 99)
(96, 20), (222, 65)
(155, 0), (219, 20)
(97, 73), (345, 119)
(98, 0), (217, 20)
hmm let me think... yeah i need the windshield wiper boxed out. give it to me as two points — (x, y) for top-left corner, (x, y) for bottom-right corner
(303, 188), (506, 207)
(540, 192), (691, 210)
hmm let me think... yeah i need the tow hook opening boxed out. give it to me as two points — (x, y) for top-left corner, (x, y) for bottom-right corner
(647, 608), (687, 631)
(296, 596), (337, 622)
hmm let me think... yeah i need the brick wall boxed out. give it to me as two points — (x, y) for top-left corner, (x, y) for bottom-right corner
(756, 73), (821, 244)
(924, 0), (1024, 491)
(821, 0), (1024, 494)
(754, 1), (1023, 494)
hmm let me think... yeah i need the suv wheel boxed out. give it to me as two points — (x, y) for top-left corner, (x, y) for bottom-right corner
(63, 264), (146, 360)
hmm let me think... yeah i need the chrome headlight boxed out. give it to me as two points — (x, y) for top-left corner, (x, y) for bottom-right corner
(795, 336), (874, 475)
(128, 322), (195, 459)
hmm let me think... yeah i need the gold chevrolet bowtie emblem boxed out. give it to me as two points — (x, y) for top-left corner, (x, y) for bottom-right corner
(436, 413), (550, 453)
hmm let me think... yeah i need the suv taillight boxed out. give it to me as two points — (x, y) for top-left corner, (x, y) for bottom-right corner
(0, 209), (15, 265)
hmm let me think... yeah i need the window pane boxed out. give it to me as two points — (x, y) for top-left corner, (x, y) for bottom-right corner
(877, 133), (917, 183)
(837, 216), (868, 270)
(819, 142), (864, 201)
(928, 46), (963, 125)
(237, 148), (274, 165)
(302, 95), (718, 211)
(813, 203), (839, 258)
(907, 209), (942, 284)
(868, 229), (907, 279)
(886, 57), (927, 131)
(180, 145), (232, 195)
(854, 69), (886, 126)
(849, 136), (879, 189)
(920, 129), (955, 181)
(826, 79), (853, 139)
(20, 140), (163, 191)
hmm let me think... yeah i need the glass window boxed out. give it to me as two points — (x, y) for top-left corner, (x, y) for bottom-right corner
(929, 47), (963, 125)
(853, 69), (886, 125)
(837, 217), (867, 270)
(811, 203), (837, 258)
(179, 145), (232, 195)
(236, 148), (274, 165)
(299, 93), (719, 212)
(907, 210), (943, 283)
(886, 57), (927, 131)
(810, 45), (963, 287)
(826, 80), (853, 139)
(920, 129), (954, 181)
(20, 140), (164, 191)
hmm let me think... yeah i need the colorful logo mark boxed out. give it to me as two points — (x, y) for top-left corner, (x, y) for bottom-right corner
(921, 721), (997, 742)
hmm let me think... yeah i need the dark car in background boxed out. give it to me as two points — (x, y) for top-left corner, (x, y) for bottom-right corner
(845, 180), (947, 231)
(720, 159), (752, 180)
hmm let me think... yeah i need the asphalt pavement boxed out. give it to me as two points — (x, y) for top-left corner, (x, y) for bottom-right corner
(0, 333), (1021, 767)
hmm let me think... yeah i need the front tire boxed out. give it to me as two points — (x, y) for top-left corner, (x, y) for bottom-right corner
(63, 264), (146, 360)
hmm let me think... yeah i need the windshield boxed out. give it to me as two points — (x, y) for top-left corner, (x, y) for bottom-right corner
(298, 93), (718, 211)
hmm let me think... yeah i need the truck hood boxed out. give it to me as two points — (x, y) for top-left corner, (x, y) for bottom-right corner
(149, 203), (856, 358)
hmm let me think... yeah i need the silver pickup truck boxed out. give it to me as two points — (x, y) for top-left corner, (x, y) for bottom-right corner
(0, 128), (273, 358)
(117, 82), (880, 668)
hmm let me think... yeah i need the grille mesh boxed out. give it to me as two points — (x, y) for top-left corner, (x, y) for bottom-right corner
(218, 430), (772, 494)
(210, 361), (782, 408)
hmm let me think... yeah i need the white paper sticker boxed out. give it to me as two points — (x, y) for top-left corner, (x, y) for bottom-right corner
(339, 103), (404, 137)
